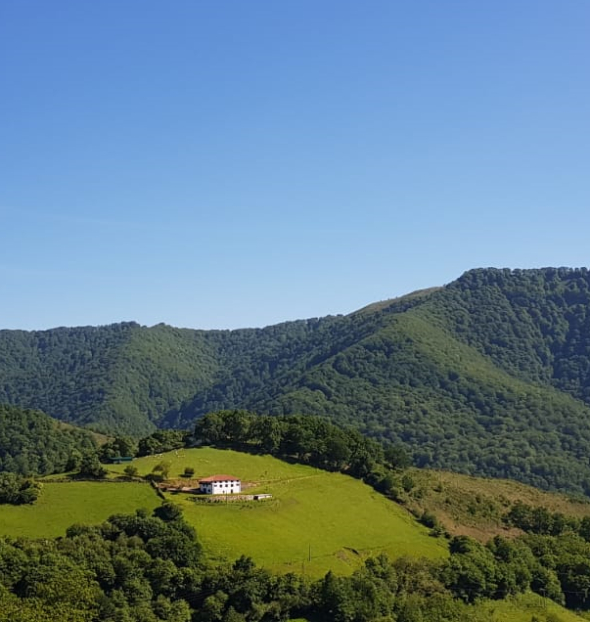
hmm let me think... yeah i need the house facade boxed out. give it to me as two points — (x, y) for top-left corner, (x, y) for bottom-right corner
(199, 474), (241, 495)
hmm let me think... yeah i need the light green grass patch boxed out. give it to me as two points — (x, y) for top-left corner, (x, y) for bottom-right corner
(0, 481), (160, 538)
(474, 592), (589, 621)
(107, 446), (316, 482)
(115, 447), (448, 577)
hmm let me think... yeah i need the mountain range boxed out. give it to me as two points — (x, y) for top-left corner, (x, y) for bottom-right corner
(3, 267), (590, 493)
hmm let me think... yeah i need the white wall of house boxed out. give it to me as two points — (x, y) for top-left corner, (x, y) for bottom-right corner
(200, 479), (241, 495)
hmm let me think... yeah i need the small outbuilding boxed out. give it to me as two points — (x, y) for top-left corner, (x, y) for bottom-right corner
(110, 456), (134, 464)
(199, 474), (241, 495)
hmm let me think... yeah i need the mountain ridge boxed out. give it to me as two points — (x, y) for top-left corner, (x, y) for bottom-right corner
(3, 267), (590, 493)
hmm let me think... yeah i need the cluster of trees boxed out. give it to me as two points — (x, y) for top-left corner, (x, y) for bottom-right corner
(0, 472), (41, 505)
(137, 430), (188, 457)
(315, 530), (590, 617)
(194, 410), (409, 484)
(505, 500), (590, 540)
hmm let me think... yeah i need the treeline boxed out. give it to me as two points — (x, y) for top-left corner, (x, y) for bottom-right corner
(505, 500), (590, 540)
(194, 410), (409, 476)
(318, 531), (590, 615)
(3, 504), (590, 621)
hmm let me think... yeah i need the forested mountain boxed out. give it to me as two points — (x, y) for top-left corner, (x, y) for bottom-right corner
(3, 268), (590, 493)
(0, 323), (220, 435)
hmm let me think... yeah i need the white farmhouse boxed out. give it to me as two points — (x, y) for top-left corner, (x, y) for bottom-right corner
(199, 474), (241, 495)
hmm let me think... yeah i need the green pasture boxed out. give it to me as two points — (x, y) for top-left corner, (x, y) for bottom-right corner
(111, 447), (448, 577)
(474, 592), (589, 621)
(0, 481), (159, 538)
(290, 592), (590, 622)
(107, 445), (316, 482)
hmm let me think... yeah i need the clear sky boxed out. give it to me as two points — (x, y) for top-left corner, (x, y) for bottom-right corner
(1, 1), (589, 331)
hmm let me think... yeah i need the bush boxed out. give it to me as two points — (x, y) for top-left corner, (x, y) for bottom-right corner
(124, 465), (139, 478)
(0, 473), (42, 505)
(420, 510), (439, 529)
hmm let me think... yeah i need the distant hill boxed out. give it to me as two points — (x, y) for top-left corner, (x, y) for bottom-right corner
(3, 267), (590, 493)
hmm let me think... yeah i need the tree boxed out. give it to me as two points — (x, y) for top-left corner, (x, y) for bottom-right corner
(99, 436), (138, 462)
(182, 467), (195, 478)
(251, 416), (283, 454)
(152, 461), (172, 481)
(324, 434), (351, 471)
(78, 452), (108, 479)
(154, 501), (183, 522)
(384, 444), (411, 470)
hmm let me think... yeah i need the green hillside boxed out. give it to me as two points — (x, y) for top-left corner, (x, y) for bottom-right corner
(471, 592), (590, 622)
(0, 322), (220, 435)
(109, 447), (447, 577)
(2, 447), (590, 620)
(4, 268), (590, 494)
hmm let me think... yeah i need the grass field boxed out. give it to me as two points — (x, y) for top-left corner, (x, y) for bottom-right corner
(0, 481), (160, 538)
(110, 447), (448, 577)
(475, 592), (590, 622)
(291, 593), (590, 622)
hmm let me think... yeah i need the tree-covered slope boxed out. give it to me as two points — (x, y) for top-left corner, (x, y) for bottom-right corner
(434, 267), (590, 401)
(0, 404), (97, 475)
(0, 323), (220, 435)
(3, 268), (590, 493)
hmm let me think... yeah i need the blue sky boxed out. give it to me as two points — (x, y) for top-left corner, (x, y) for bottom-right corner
(1, 1), (589, 330)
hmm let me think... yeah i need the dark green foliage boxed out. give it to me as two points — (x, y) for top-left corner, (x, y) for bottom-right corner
(99, 436), (138, 462)
(0, 323), (220, 435)
(147, 461), (172, 482)
(0, 507), (204, 621)
(77, 451), (108, 479)
(504, 501), (575, 536)
(0, 404), (96, 476)
(138, 430), (188, 457)
(123, 465), (139, 478)
(419, 510), (438, 529)
(0, 472), (41, 504)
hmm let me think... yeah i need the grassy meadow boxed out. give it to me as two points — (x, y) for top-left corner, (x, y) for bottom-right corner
(110, 447), (448, 577)
(474, 592), (590, 622)
(0, 481), (160, 538)
(406, 467), (590, 542)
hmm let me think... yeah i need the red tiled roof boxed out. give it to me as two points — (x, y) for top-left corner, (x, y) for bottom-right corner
(199, 474), (240, 483)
